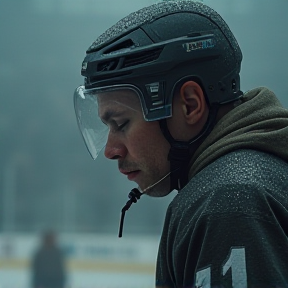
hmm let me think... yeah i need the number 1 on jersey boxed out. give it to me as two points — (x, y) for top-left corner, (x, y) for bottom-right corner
(195, 247), (247, 288)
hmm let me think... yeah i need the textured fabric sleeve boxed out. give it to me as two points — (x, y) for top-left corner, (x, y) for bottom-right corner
(190, 212), (288, 287)
(156, 185), (288, 288)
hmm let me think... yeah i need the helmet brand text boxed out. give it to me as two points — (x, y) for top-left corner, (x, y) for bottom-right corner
(183, 38), (215, 52)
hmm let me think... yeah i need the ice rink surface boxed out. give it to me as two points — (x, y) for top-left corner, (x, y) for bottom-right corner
(0, 268), (155, 288)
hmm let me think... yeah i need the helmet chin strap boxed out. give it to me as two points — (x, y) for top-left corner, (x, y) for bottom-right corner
(159, 104), (219, 191)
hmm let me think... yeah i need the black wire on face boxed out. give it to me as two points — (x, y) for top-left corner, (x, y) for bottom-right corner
(118, 188), (143, 238)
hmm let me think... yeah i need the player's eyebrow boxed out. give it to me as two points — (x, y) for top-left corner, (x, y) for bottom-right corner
(101, 109), (125, 124)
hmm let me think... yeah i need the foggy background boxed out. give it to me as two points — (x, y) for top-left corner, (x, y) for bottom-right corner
(0, 0), (287, 287)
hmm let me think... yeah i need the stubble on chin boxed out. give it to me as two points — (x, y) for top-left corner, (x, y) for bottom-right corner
(141, 176), (172, 197)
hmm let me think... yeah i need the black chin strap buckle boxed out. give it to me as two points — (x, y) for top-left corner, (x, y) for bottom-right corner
(118, 188), (142, 238)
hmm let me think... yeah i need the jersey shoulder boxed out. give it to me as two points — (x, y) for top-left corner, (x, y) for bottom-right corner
(171, 149), (288, 220)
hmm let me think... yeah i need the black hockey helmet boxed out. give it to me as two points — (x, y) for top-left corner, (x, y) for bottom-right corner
(74, 0), (243, 177)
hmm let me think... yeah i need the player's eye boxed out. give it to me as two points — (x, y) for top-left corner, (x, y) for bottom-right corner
(117, 120), (129, 131)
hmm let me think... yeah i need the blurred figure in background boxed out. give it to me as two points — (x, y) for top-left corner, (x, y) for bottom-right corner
(31, 230), (66, 288)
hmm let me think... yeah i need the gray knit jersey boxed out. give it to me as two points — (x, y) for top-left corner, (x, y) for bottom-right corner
(156, 149), (288, 287)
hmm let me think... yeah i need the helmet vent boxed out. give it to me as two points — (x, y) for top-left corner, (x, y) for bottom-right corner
(96, 47), (163, 73)
(104, 39), (135, 55)
(123, 48), (163, 68)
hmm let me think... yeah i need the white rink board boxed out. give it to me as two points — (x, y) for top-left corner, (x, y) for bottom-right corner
(0, 233), (160, 288)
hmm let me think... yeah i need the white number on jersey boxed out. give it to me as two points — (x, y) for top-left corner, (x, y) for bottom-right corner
(195, 247), (247, 288)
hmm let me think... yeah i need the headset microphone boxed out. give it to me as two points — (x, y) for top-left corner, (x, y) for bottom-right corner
(118, 172), (172, 237)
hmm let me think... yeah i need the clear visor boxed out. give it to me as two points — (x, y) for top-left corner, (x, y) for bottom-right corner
(73, 85), (143, 160)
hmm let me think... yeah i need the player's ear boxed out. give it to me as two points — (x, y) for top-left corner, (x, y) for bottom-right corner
(180, 81), (207, 125)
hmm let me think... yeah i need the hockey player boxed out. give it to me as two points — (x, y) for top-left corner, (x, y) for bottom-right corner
(74, 1), (288, 287)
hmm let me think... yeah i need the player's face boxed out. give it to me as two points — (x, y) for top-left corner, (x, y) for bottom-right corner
(97, 90), (172, 197)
